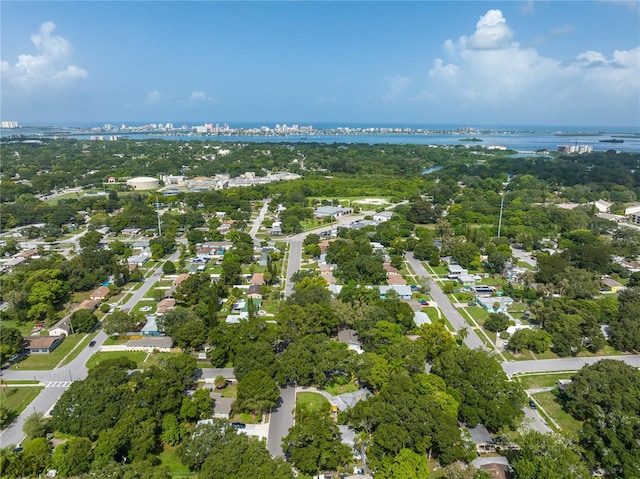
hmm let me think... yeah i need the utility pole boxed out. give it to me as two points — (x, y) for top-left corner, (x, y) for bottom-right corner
(156, 196), (162, 236)
(497, 192), (505, 238)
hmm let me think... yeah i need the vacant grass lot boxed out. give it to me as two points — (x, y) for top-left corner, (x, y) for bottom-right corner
(158, 446), (191, 475)
(533, 390), (583, 434)
(296, 392), (330, 414)
(1, 385), (43, 410)
(518, 373), (573, 390)
(11, 335), (85, 370)
(86, 351), (149, 369)
(1, 385), (43, 425)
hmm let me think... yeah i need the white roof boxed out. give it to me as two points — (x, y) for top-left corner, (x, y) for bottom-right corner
(413, 311), (431, 327)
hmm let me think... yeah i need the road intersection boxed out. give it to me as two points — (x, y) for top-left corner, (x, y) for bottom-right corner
(2, 206), (638, 452)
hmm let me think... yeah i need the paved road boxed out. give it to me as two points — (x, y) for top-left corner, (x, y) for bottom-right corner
(121, 249), (181, 311)
(267, 386), (296, 457)
(249, 198), (271, 244)
(199, 368), (236, 380)
(0, 252), (177, 446)
(510, 246), (537, 268)
(502, 355), (640, 375)
(282, 213), (366, 297)
(404, 252), (488, 351)
(284, 239), (302, 297)
(522, 405), (552, 434)
(0, 329), (108, 447)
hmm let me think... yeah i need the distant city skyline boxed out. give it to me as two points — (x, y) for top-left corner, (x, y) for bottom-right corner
(1, 1), (639, 127)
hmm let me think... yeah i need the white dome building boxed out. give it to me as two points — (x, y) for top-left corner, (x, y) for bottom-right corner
(126, 176), (159, 190)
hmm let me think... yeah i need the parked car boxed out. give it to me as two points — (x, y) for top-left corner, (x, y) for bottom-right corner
(467, 302), (477, 307)
(419, 300), (429, 306)
(231, 422), (246, 429)
(529, 399), (537, 409)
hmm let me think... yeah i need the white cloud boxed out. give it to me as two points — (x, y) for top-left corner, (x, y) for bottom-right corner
(147, 90), (162, 103)
(466, 10), (514, 50)
(188, 91), (213, 103)
(419, 9), (640, 123)
(1, 21), (87, 93)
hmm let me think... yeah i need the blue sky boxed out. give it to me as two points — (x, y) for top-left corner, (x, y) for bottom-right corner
(2, 1), (639, 127)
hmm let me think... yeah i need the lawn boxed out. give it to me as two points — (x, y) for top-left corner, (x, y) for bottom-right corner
(0, 319), (35, 336)
(518, 373), (573, 390)
(323, 382), (359, 396)
(0, 385), (43, 427)
(217, 383), (237, 399)
(85, 351), (149, 369)
(296, 392), (330, 414)
(532, 390), (583, 434)
(465, 307), (490, 322)
(158, 446), (191, 474)
(425, 307), (442, 324)
(10, 334), (85, 370)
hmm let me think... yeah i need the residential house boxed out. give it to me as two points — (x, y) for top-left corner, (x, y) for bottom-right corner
(126, 336), (172, 352)
(476, 296), (514, 314)
(250, 273), (265, 285)
(333, 389), (372, 411)
(90, 286), (110, 301)
(471, 457), (514, 479)
(127, 253), (150, 267)
(271, 221), (282, 235)
(156, 298), (176, 315)
(49, 318), (72, 336)
(209, 391), (234, 419)
(601, 277), (624, 292)
(384, 263), (407, 285)
(141, 315), (161, 336)
(22, 336), (65, 354)
(377, 285), (412, 300)
(320, 272), (337, 285)
(457, 273), (478, 286)
(447, 264), (468, 279)
(413, 311), (431, 327)
(247, 284), (262, 299)
(337, 329), (363, 354)
(173, 273), (190, 288)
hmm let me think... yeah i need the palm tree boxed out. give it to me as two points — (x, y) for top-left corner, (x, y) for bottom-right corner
(458, 326), (469, 342)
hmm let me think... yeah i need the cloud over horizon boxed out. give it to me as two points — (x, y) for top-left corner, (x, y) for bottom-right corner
(1, 21), (87, 94)
(421, 9), (640, 122)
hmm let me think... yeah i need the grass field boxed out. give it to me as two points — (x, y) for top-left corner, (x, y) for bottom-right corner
(532, 390), (583, 434)
(158, 446), (191, 474)
(0, 385), (43, 426)
(323, 382), (359, 396)
(85, 351), (149, 369)
(518, 373), (573, 390)
(0, 320), (35, 336)
(10, 334), (85, 370)
(296, 392), (330, 414)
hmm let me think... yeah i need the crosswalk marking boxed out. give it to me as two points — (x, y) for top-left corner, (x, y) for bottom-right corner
(45, 381), (72, 388)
